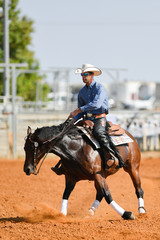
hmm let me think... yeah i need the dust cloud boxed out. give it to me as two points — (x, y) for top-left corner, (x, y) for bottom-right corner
(14, 203), (65, 223)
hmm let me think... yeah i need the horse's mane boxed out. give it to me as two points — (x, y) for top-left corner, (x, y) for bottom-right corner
(31, 118), (79, 142)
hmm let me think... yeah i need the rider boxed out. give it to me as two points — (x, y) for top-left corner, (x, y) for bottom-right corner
(52, 64), (124, 175)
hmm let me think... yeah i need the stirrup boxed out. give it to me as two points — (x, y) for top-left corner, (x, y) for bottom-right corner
(105, 156), (116, 169)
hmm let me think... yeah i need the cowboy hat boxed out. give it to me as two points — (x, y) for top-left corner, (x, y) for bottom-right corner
(75, 64), (102, 76)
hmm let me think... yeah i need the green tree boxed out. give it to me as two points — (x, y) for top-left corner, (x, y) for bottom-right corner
(0, 0), (50, 100)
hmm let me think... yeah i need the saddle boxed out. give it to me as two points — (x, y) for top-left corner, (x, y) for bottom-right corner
(77, 120), (125, 136)
(107, 121), (125, 136)
(76, 119), (124, 169)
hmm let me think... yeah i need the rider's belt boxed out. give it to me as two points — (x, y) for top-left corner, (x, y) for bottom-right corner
(86, 113), (106, 118)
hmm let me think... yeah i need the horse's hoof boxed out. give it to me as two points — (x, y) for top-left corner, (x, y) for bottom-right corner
(138, 207), (146, 214)
(122, 211), (135, 220)
(129, 213), (135, 220)
(88, 208), (95, 216)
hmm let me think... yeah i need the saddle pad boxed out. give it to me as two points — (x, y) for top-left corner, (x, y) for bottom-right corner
(110, 133), (134, 146)
(77, 126), (133, 149)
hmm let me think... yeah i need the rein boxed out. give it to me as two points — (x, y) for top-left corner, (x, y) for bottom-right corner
(28, 118), (74, 175)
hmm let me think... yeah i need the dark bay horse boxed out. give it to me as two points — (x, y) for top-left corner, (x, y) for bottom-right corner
(23, 118), (146, 220)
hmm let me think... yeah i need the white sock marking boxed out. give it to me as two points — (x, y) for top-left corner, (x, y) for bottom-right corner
(110, 200), (125, 216)
(60, 199), (68, 216)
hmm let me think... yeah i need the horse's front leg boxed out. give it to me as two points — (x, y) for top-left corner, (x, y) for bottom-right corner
(93, 173), (135, 220)
(60, 175), (76, 216)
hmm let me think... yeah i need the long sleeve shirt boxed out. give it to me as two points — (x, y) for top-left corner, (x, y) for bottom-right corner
(74, 79), (109, 120)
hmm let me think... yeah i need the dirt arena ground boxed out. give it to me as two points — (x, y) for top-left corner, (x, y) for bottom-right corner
(0, 151), (160, 240)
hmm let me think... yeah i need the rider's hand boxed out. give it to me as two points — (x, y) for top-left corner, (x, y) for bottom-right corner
(69, 108), (81, 118)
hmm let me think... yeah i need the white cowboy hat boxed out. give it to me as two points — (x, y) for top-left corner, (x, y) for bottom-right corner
(75, 64), (102, 76)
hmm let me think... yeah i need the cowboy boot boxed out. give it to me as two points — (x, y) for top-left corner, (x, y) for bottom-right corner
(108, 142), (125, 168)
(98, 134), (124, 168)
(99, 149), (117, 170)
(112, 149), (124, 168)
(97, 133), (115, 155)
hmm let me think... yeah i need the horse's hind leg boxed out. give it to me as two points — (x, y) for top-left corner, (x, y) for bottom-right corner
(89, 179), (104, 215)
(60, 175), (76, 216)
(93, 173), (135, 220)
(124, 167), (146, 214)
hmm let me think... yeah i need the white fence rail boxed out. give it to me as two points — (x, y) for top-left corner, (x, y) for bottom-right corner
(0, 111), (160, 159)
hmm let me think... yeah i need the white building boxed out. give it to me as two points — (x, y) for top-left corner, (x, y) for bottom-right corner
(109, 80), (156, 110)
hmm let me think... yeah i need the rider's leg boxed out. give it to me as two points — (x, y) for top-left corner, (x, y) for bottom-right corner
(93, 117), (124, 168)
(93, 117), (114, 154)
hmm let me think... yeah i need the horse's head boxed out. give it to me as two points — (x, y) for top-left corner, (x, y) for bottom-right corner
(24, 120), (75, 175)
(23, 126), (46, 175)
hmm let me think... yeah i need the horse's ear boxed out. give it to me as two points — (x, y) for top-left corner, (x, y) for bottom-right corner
(27, 126), (32, 135)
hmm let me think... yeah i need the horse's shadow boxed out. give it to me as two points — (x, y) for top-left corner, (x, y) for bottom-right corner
(0, 216), (124, 224)
(0, 217), (27, 223)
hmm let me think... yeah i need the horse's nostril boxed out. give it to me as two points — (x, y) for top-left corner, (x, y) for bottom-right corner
(26, 168), (31, 175)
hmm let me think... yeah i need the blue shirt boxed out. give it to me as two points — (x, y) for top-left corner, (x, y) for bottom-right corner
(74, 79), (109, 120)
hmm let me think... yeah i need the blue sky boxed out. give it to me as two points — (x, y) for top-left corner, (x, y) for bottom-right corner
(18, 0), (160, 83)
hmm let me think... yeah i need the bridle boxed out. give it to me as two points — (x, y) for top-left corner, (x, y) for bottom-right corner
(28, 137), (51, 175)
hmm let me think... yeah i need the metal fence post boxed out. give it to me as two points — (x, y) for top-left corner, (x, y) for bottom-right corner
(11, 66), (17, 158)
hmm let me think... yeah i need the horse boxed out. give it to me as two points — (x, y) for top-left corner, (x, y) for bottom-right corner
(23, 118), (146, 220)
